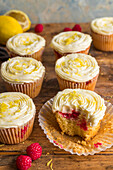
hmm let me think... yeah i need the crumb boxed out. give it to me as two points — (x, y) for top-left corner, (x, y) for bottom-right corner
(46, 152), (50, 156)
(81, 141), (87, 146)
(61, 131), (64, 135)
(101, 73), (104, 75)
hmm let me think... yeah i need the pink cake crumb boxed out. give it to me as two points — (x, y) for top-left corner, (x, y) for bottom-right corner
(53, 140), (63, 148)
(94, 142), (102, 148)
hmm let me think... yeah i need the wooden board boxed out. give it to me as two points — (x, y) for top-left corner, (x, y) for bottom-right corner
(0, 23), (113, 170)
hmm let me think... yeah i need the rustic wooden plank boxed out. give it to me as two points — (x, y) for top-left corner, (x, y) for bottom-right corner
(0, 22), (113, 170)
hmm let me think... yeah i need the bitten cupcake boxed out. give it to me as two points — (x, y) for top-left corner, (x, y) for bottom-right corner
(1, 57), (45, 98)
(0, 92), (36, 144)
(51, 31), (92, 60)
(55, 53), (99, 91)
(6, 32), (46, 61)
(52, 89), (106, 141)
(91, 17), (113, 51)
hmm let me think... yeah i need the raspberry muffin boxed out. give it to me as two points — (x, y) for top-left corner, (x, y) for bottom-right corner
(91, 17), (113, 51)
(52, 89), (106, 141)
(6, 32), (46, 61)
(55, 53), (99, 91)
(0, 92), (36, 144)
(1, 57), (45, 98)
(51, 31), (92, 60)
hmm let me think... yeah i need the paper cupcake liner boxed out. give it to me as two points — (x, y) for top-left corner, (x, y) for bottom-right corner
(2, 73), (45, 98)
(7, 47), (45, 61)
(56, 74), (98, 91)
(91, 30), (113, 51)
(54, 46), (90, 60)
(0, 116), (35, 144)
(38, 98), (113, 156)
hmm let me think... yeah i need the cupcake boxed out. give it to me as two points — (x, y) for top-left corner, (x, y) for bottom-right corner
(1, 57), (45, 98)
(52, 89), (106, 141)
(6, 32), (46, 61)
(51, 31), (92, 60)
(0, 92), (36, 144)
(55, 53), (99, 91)
(91, 17), (113, 51)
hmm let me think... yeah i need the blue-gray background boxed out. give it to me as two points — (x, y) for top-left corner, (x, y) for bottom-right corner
(0, 0), (113, 23)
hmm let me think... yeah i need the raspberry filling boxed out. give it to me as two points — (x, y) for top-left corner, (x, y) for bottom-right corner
(59, 110), (80, 119)
(59, 110), (88, 131)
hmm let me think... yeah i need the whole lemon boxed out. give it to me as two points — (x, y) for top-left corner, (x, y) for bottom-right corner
(0, 15), (23, 45)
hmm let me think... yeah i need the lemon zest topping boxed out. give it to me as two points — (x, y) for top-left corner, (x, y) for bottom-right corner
(56, 65), (61, 68)
(0, 103), (8, 112)
(47, 159), (52, 167)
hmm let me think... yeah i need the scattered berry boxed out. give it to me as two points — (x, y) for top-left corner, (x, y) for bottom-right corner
(16, 155), (32, 170)
(63, 27), (72, 32)
(26, 143), (42, 160)
(35, 24), (43, 33)
(72, 24), (82, 32)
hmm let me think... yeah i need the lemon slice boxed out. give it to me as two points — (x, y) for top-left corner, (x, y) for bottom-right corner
(4, 10), (31, 32)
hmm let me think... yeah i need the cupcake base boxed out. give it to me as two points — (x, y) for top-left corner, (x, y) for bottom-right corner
(8, 47), (45, 61)
(2, 73), (45, 98)
(91, 30), (113, 51)
(56, 74), (98, 91)
(55, 111), (100, 141)
(54, 46), (90, 60)
(0, 116), (35, 144)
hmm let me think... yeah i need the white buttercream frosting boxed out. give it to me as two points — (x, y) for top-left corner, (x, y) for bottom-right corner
(6, 32), (46, 55)
(51, 31), (92, 53)
(1, 57), (45, 83)
(52, 89), (106, 127)
(91, 17), (113, 35)
(0, 92), (36, 128)
(55, 53), (99, 82)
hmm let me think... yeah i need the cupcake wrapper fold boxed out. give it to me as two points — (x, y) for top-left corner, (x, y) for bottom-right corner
(56, 74), (98, 91)
(2, 73), (45, 98)
(8, 47), (45, 61)
(91, 30), (113, 51)
(0, 116), (35, 144)
(54, 46), (90, 60)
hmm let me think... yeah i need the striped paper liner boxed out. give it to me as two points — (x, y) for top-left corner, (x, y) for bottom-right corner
(7, 47), (45, 61)
(91, 30), (113, 51)
(54, 46), (90, 60)
(0, 116), (35, 144)
(56, 74), (98, 91)
(2, 73), (45, 98)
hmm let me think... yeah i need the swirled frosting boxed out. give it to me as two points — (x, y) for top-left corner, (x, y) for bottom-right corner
(6, 32), (46, 55)
(55, 53), (99, 82)
(51, 31), (92, 53)
(1, 57), (45, 83)
(0, 92), (36, 128)
(52, 89), (106, 127)
(91, 17), (113, 35)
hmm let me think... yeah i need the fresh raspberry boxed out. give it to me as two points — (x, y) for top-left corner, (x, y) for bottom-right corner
(26, 143), (42, 160)
(63, 27), (72, 32)
(72, 24), (82, 32)
(35, 24), (43, 33)
(16, 155), (32, 170)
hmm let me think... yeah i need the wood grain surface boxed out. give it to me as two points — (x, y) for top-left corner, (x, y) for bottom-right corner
(0, 23), (113, 170)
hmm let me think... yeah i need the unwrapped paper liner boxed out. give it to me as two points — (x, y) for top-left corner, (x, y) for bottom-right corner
(38, 98), (113, 156)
